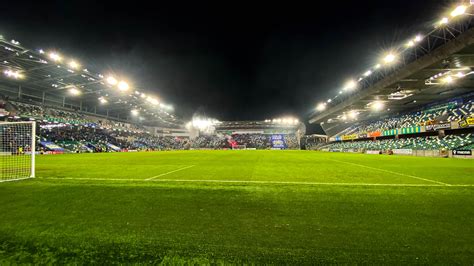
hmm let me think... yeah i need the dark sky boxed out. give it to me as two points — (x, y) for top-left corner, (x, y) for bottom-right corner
(0, 0), (456, 125)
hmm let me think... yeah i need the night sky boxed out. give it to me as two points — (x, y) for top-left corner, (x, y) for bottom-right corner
(0, 0), (455, 128)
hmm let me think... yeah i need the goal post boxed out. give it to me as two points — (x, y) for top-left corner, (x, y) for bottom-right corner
(0, 121), (36, 182)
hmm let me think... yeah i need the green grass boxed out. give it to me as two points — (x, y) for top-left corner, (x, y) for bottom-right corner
(0, 150), (473, 264)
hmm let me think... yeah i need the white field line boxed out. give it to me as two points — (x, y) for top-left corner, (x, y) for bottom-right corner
(145, 165), (196, 181)
(39, 177), (474, 187)
(0, 177), (34, 183)
(326, 158), (452, 186)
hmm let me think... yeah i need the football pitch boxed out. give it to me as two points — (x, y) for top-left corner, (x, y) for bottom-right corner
(0, 150), (473, 264)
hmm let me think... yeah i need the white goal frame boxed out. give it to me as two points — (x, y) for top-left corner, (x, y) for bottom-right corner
(0, 121), (36, 182)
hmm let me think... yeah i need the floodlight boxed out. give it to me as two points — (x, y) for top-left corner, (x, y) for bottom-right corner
(363, 70), (372, 77)
(406, 40), (415, 47)
(98, 97), (108, 104)
(327, 99), (332, 103)
(106, 76), (118, 85)
(68, 87), (81, 95)
(49, 52), (62, 62)
(343, 80), (357, 91)
(131, 109), (139, 116)
(68, 60), (79, 69)
(118, 81), (129, 91)
(348, 110), (358, 119)
(442, 75), (453, 84)
(374, 64), (381, 69)
(439, 17), (449, 25)
(316, 103), (326, 111)
(451, 5), (467, 17)
(455, 72), (465, 78)
(371, 101), (384, 111)
(383, 53), (396, 64)
(414, 35), (423, 42)
(4, 70), (24, 79)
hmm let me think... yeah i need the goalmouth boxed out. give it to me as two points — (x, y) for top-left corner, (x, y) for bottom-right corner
(0, 121), (36, 182)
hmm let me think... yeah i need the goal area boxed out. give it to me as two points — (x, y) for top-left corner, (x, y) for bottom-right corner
(0, 121), (36, 182)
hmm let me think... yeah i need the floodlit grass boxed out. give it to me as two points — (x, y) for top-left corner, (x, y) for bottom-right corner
(0, 150), (473, 264)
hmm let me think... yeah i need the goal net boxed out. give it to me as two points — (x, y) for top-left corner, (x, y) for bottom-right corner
(0, 122), (36, 182)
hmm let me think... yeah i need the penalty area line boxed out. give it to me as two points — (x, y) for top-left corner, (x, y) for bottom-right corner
(326, 158), (451, 186)
(145, 165), (196, 181)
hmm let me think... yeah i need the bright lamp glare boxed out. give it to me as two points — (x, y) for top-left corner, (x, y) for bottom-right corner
(68, 60), (79, 69)
(106, 76), (117, 85)
(131, 109), (139, 116)
(442, 75), (453, 84)
(348, 110), (358, 119)
(316, 103), (326, 111)
(406, 40), (415, 47)
(4, 70), (24, 79)
(414, 35), (423, 42)
(49, 52), (62, 62)
(98, 97), (108, 104)
(383, 53), (396, 64)
(451, 5), (467, 17)
(371, 101), (384, 111)
(439, 17), (449, 25)
(68, 87), (81, 96)
(343, 80), (357, 91)
(118, 81), (129, 91)
(363, 70), (372, 77)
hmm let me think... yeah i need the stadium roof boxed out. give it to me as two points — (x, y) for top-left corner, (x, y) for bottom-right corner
(0, 36), (183, 128)
(309, 4), (474, 135)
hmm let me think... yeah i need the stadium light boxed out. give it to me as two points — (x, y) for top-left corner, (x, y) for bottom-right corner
(4, 70), (24, 79)
(439, 17), (449, 26)
(118, 81), (129, 91)
(316, 103), (326, 111)
(374, 64), (381, 69)
(146, 96), (159, 105)
(343, 79), (357, 91)
(348, 110), (358, 119)
(406, 40), (415, 48)
(131, 109), (139, 116)
(383, 53), (397, 64)
(49, 52), (62, 62)
(363, 70), (372, 77)
(414, 35), (423, 42)
(98, 97), (108, 104)
(68, 60), (80, 69)
(106, 76), (118, 86)
(370, 101), (384, 111)
(451, 5), (467, 17)
(68, 87), (81, 96)
(442, 75), (454, 84)
(327, 99), (332, 103)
